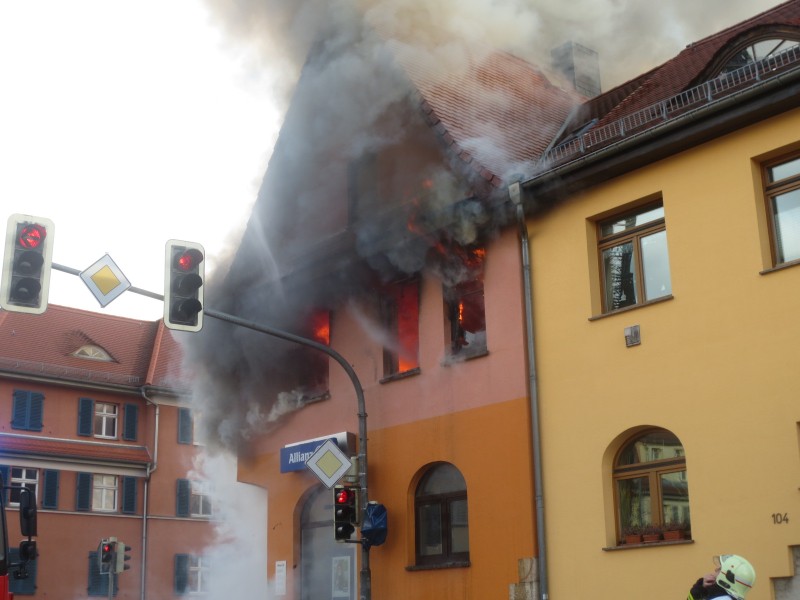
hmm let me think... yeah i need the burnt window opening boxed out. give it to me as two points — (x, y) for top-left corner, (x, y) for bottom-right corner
(443, 247), (487, 358)
(380, 278), (420, 379)
(347, 152), (379, 226)
(286, 309), (331, 399)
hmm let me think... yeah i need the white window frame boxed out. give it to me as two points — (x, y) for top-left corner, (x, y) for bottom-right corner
(188, 555), (210, 594)
(92, 474), (118, 512)
(190, 481), (213, 518)
(94, 402), (118, 439)
(9, 467), (38, 507)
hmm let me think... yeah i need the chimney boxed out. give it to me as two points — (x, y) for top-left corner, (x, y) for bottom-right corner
(551, 41), (601, 97)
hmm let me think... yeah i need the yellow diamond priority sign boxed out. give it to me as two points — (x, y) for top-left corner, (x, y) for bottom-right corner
(80, 254), (131, 308)
(306, 439), (352, 489)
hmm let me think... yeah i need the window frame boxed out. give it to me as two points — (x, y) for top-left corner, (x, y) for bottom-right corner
(597, 201), (671, 313)
(763, 150), (800, 267)
(8, 467), (38, 508)
(414, 463), (470, 568)
(190, 480), (213, 518)
(612, 428), (691, 545)
(92, 474), (118, 513)
(379, 277), (421, 380)
(94, 402), (118, 439)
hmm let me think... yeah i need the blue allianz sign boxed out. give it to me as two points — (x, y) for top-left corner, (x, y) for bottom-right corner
(280, 432), (355, 473)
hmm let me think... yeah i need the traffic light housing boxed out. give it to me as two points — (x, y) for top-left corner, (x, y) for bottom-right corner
(164, 240), (205, 332)
(114, 541), (131, 573)
(1, 214), (54, 314)
(98, 538), (116, 574)
(333, 485), (359, 542)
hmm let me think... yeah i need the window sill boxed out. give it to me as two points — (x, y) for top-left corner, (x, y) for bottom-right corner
(380, 367), (421, 384)
(442, 348), (489, 366)
(760, 258), (800, 275)
(589, 295), (674, 321)
(603, 538), (693, 551)
(406, 560), (470, 571)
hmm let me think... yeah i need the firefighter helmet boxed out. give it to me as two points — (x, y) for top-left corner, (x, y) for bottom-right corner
(714, 554), (756, 600)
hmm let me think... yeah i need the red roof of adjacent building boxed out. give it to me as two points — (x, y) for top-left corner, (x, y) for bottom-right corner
(0, 433), (151, 465)
(0, 305), (185, 391)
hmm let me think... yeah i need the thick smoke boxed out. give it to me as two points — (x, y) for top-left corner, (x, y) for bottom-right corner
(184, 0), (786, 453)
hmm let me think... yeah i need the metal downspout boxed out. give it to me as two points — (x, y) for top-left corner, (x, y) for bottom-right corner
(509, 182), (548, 600)
(139, 387), (160, 600)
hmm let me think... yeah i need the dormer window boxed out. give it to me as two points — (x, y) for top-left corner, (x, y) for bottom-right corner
(72, 344), (113, 362)
(718, 37), (800, 75)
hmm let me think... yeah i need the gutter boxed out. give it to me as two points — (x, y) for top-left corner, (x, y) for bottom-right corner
(522, 65), (800, 203)
(508, 181), (548, 600)
(139, 386), (160, 600)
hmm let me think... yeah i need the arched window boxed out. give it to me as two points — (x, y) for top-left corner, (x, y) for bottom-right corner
(718, 37), (800, 74)
(415, 463), (469, 566)
(613, 428), (691, 542)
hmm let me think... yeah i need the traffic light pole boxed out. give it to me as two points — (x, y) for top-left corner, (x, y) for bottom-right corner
(51, 263), (372, 600)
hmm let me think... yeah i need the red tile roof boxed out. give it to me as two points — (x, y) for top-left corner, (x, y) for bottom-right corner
(584, 0), (800, 130)
(0, 305), (186, 391)
(0, 433), (151, 465)
(397, 47), (582, 187)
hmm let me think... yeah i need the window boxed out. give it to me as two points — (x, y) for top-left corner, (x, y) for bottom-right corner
(11, 390), (43, 432)
(94, 402), (118, 438)
(415, 463), (469, 567)
(175, 554), (210, 594)
(613, 428), (691, 543)
(380, 278), (420, 378)
(719, 37), (800, 74)
(9, 467), (37, 507)
(190, 481), (212, 517)
(598, 202), (672, 312)
(444, 247), (487, 358)
(72, 344), (113, 361)
(764, 152), (800, 265)
(92, 474), (118, 512)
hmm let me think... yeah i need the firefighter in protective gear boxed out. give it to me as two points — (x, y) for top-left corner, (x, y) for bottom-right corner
(687, 554), (755, 600)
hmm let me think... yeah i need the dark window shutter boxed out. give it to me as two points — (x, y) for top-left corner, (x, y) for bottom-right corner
(176, 479), (190, 517)
(9, 547), (37, 595)
(78, 397), (94, 437)
(42, 469), (59, 510)
(12, 390), (30, 429)
(123, 404), (138, 441)
(0, 465), (8, 504)
(28, 393), (44, 431)
(122, 477), (137, 514)
(174, 554), (190, 595)
(88, 551), (117, 597)
(177, 408), (192, 444)
(76, 472), (92, 511)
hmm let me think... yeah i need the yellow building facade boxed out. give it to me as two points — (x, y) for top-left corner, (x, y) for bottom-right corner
(522, 81), (800, 600)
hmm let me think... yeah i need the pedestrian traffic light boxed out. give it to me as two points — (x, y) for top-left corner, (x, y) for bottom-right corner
(114, 541), (132, 573)
(0, 214), (54, 314)
(333, 485), (359, 542)
(98, 538), (116, 574)
(164, 240), (205, 332)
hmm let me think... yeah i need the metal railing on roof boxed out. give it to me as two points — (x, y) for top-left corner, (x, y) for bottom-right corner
(541, 43), (800, 166)
(0, 356), (141, 386)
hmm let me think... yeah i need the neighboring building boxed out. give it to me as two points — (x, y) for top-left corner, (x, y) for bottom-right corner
(516, 1), (800, 599)
(0, 305), (213, 599)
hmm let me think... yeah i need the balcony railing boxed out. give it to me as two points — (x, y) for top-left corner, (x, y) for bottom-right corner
(541, 43), (800, 166)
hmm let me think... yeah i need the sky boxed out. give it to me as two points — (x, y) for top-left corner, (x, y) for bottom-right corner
(0, 0), (280, 321)
(0, 0), (787, 322)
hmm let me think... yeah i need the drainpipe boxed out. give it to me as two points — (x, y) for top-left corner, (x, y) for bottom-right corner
(139, 387), (160, 600)
(509, 181), (548, 600)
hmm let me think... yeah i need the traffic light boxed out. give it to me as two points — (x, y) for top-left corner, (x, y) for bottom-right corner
(114, 541), (131, 573)
(164, 240), (205, 332)
(0, 214), (54, 314)
(98, 538), (116, 574)
(333, 485), (359, 542)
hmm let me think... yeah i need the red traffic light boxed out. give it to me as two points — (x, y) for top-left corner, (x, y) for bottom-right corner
(174, 248), (204, 272)
(336, 488), (354, 504)
(17, 223), (46, 249)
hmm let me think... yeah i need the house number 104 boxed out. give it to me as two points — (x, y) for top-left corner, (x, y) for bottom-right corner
(771, 513), (789, 524)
